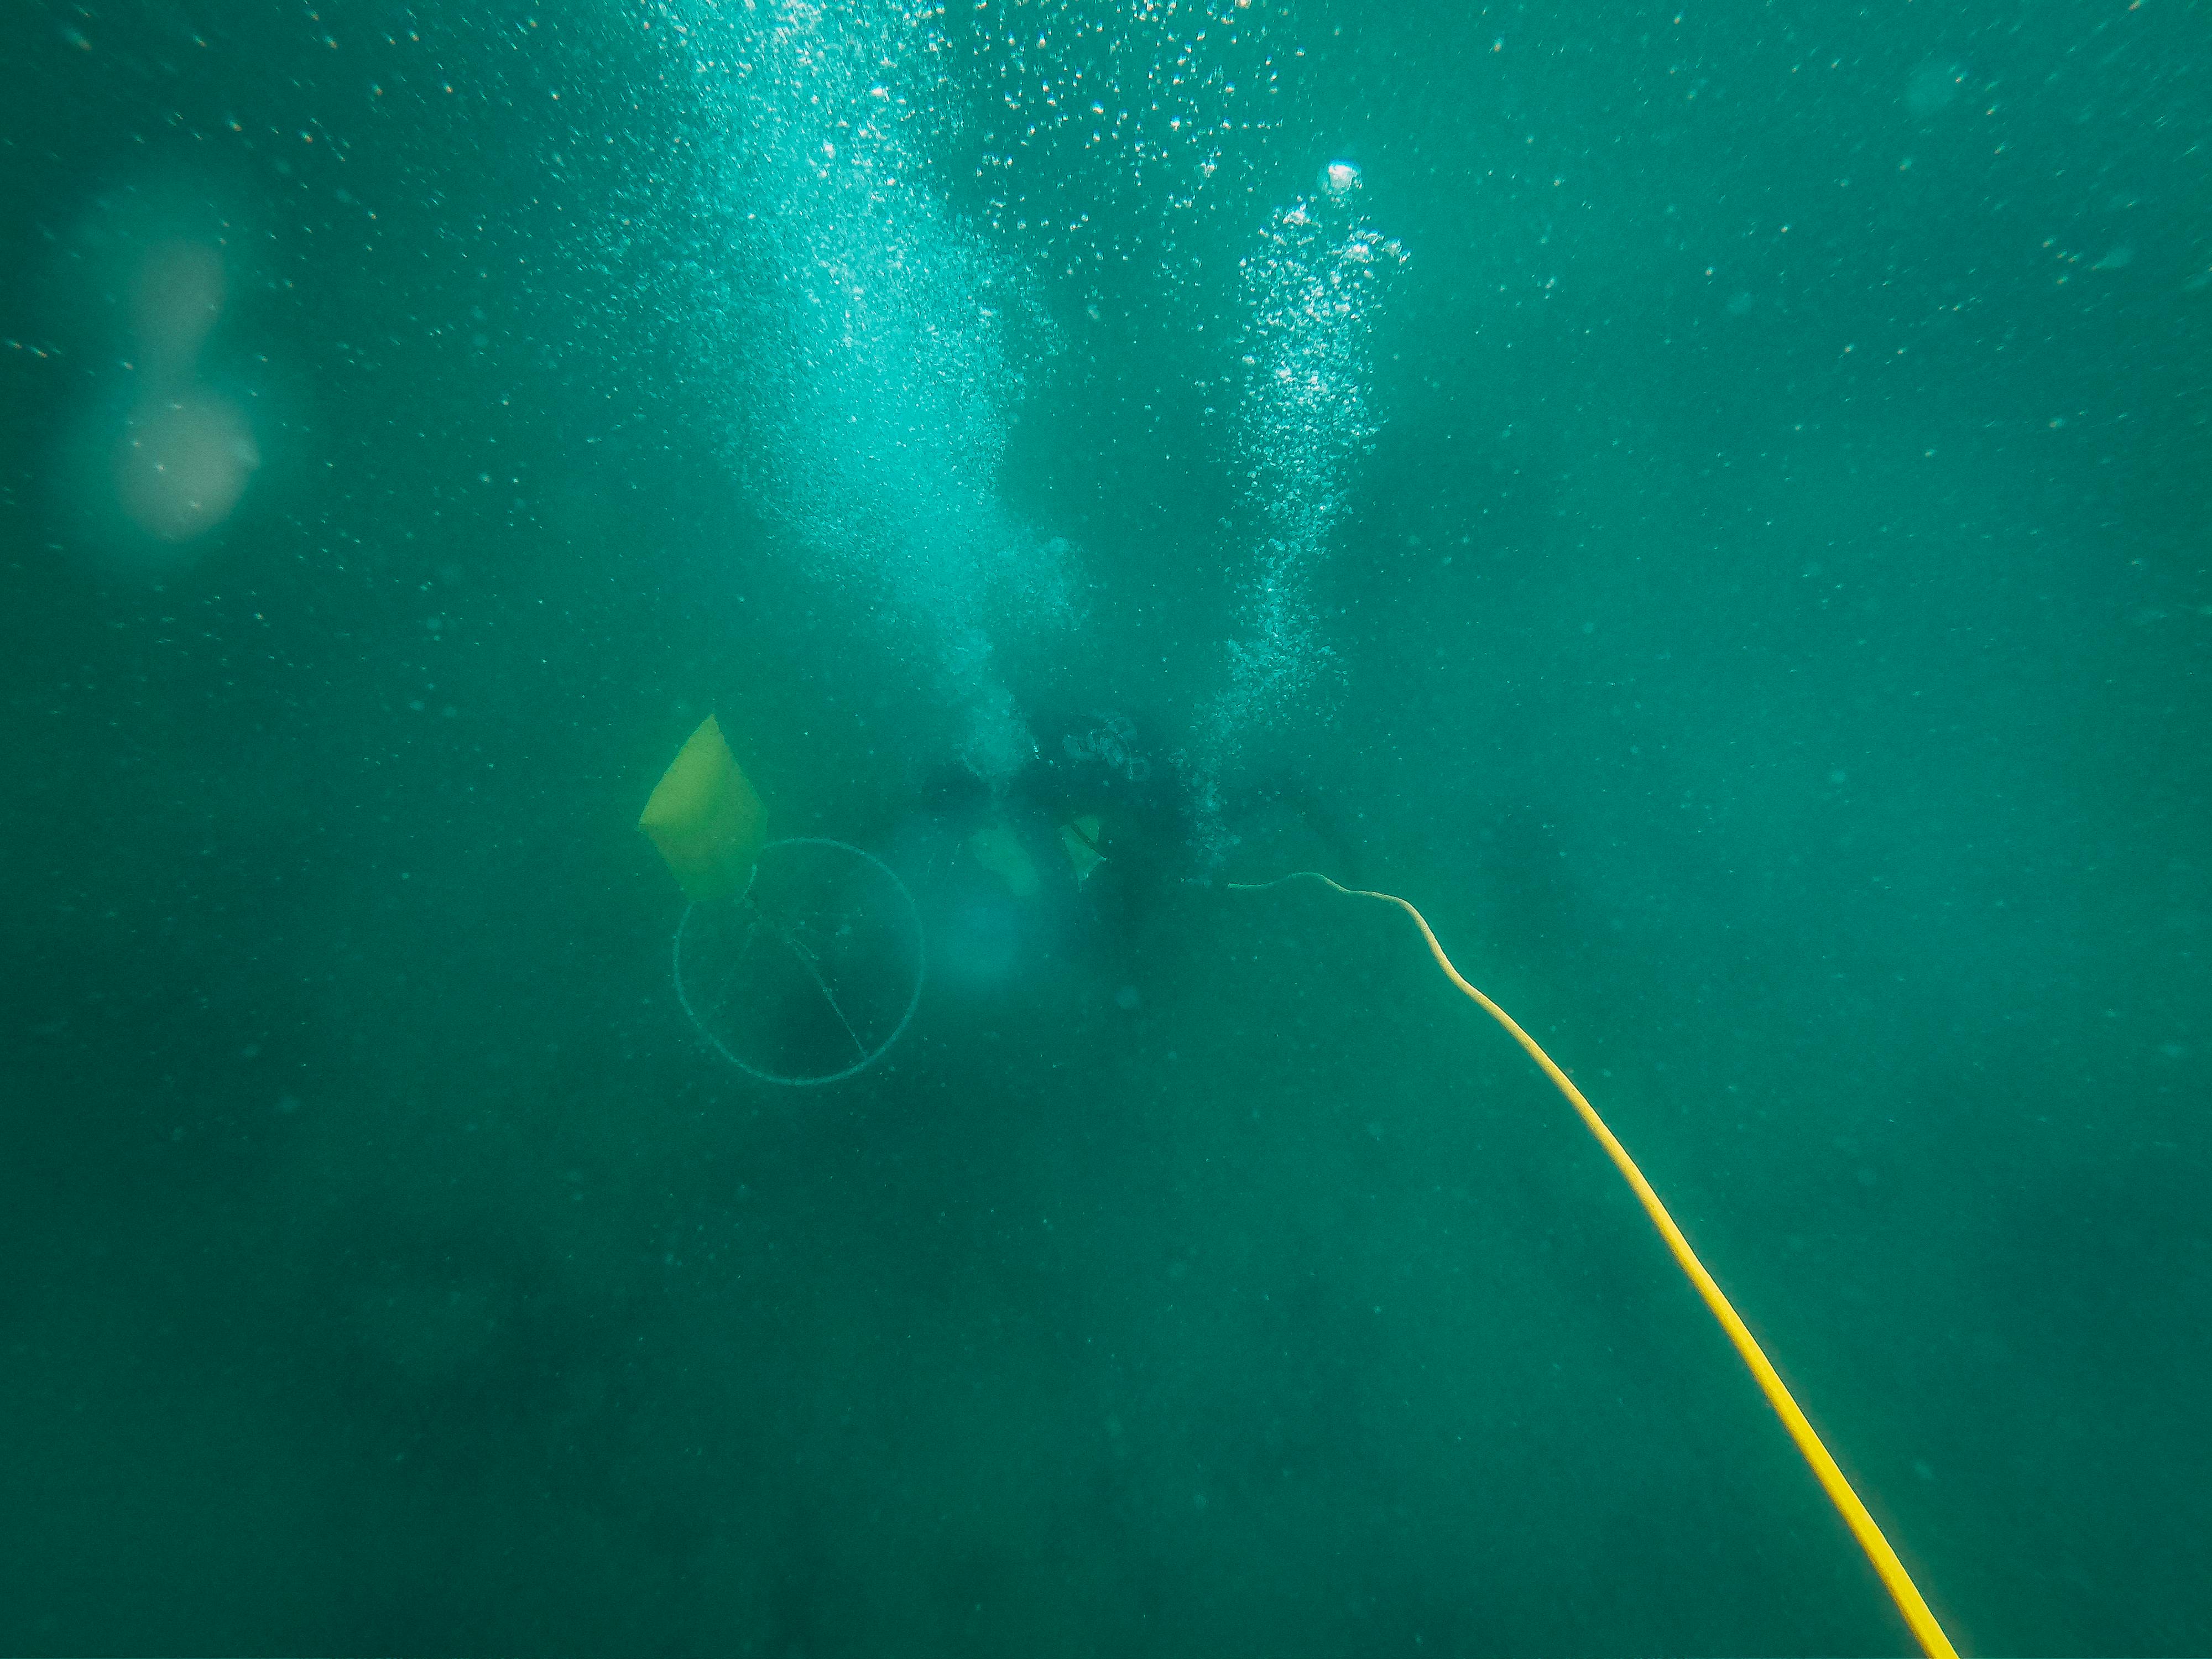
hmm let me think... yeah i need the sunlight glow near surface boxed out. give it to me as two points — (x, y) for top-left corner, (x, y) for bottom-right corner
(45, 183), (265, 569)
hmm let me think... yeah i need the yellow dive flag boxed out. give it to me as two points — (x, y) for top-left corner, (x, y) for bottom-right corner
(639, 714), (768, 902)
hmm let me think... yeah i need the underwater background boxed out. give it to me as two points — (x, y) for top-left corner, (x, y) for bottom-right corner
(3, 0), (2209, 1653)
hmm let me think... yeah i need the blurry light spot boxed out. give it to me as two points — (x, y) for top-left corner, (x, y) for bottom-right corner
(113, 393), (259, 542)
(131, 241), (226, 373)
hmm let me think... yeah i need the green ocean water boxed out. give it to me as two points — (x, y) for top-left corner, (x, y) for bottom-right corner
(3, 1), (2210, 1654)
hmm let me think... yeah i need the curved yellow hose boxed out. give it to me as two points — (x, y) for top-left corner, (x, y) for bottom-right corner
(1231, 871), (1958, 1659)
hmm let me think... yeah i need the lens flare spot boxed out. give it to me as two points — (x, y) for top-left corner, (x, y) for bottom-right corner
(113, 391), (259, 542)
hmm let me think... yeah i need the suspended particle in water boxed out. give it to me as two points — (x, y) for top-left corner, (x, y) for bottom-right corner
(1318, 158), (1361, 199)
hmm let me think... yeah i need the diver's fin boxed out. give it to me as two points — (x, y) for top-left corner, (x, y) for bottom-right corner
(1060, 815), (1107, 886)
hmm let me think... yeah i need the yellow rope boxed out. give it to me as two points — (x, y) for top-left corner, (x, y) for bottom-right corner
(1230, 871), (1958, 1659)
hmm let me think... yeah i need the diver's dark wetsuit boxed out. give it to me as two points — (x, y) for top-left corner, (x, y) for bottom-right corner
(911, 710), (1187, 965)
(916, 707), (1359, 971)
(1018, 709), (1194, 907)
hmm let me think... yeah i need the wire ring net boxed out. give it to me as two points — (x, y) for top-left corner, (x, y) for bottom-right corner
(672, 837), (925, 1086)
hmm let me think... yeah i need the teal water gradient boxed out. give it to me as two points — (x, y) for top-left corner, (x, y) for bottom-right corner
(3, 1), (2209, 1653)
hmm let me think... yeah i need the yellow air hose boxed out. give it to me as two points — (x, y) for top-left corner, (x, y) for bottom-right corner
(1231, 871), (1958, 1659)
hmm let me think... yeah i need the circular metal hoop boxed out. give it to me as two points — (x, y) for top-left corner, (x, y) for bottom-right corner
(672, 837), (925, 1086)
